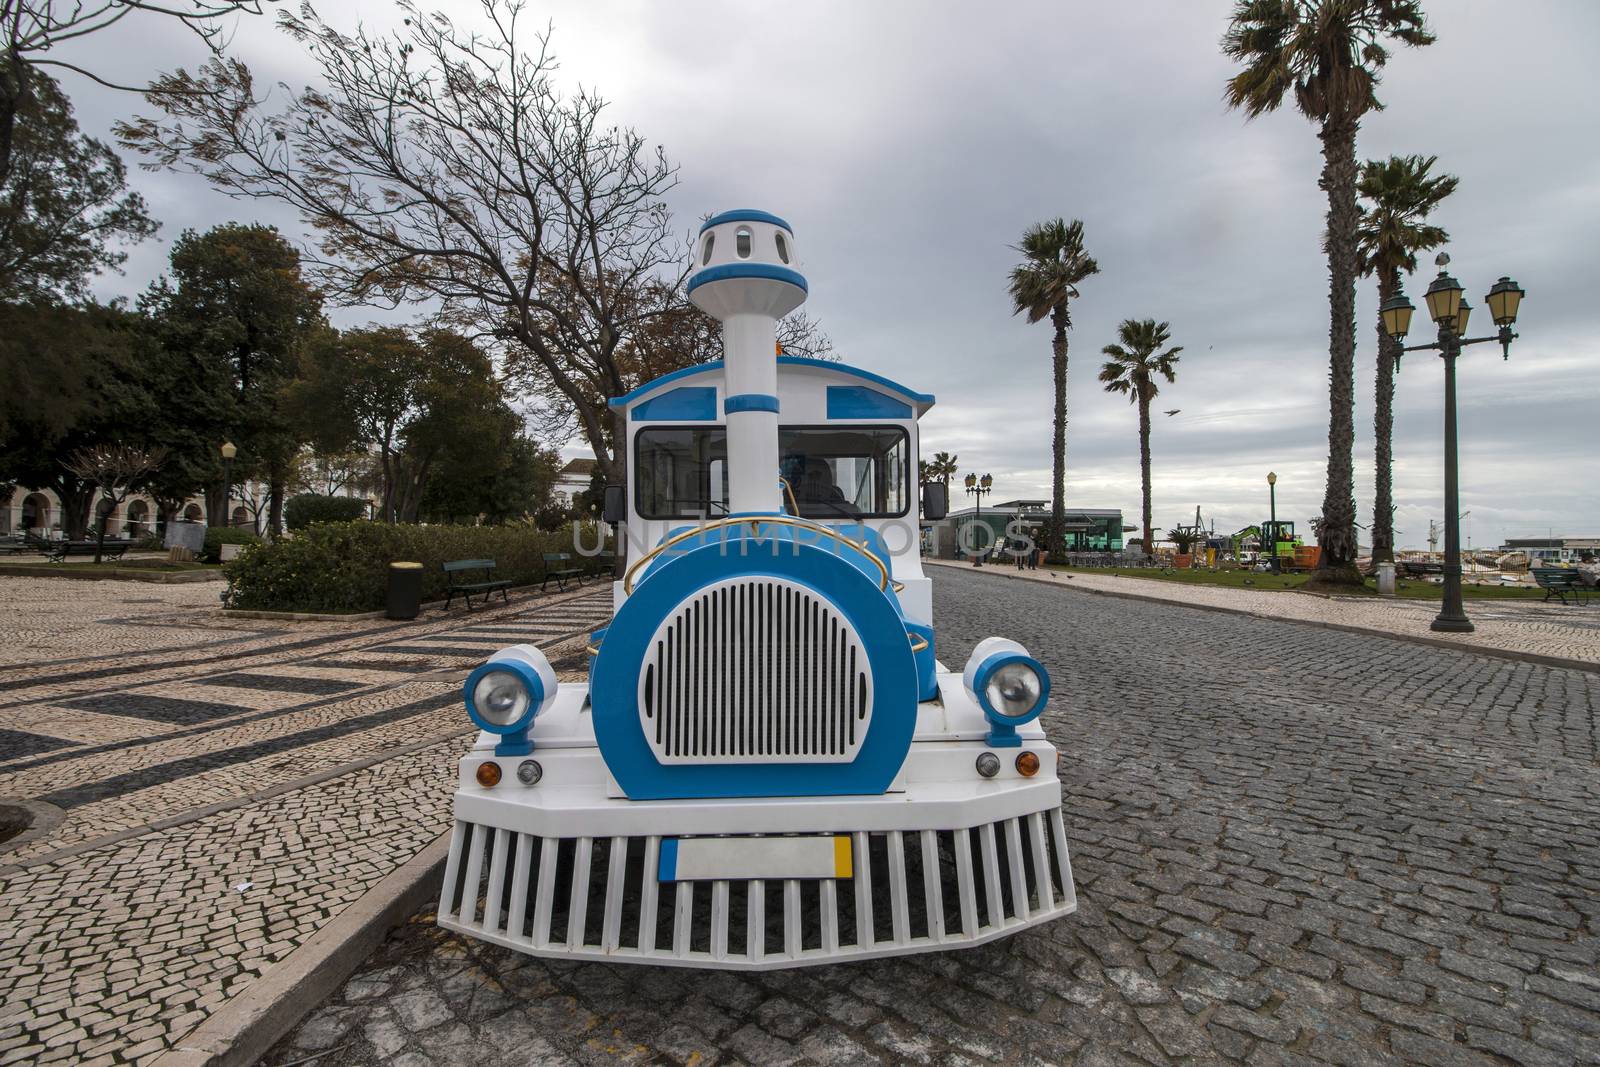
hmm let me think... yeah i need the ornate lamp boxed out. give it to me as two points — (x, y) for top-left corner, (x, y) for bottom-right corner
(1424, 254), (1465, 328)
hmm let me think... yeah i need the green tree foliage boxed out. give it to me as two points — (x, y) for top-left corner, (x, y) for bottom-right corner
(0, 302), (152, 537)
(1099, 320), (1183, 558)
(1223, 0), (1434, 582)
(143, 223), (324, 532)
(291, 325), (540, 523)
(1008, 218), (1099, 561)
(0, 66), (155, 304)
(1356, 153), (1456, 564)
(284, 492), (368, 530)
(420, 433), (562, 526)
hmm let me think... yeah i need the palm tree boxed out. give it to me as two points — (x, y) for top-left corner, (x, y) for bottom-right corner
(1099, 319), (1182, 558)
(1008, 219), (1099, 560)
(1223, 0), (1433, 584)
(1357, 153), (1456, 564)
(929, 450), (959, 487)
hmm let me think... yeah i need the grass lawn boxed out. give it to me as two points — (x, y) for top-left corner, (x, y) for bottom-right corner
(1045, 565), (1550, 601)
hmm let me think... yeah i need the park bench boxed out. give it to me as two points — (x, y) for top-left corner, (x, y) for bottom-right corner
(1532, 567), (1591, 605)
(443, 558), (511, 610)
(45, 540), (129, 563)
(542, 552), (584, 593)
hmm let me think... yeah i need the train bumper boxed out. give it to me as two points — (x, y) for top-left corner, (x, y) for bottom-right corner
(438, 681), (1075, 969)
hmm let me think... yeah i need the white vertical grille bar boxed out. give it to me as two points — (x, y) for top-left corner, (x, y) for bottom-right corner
(920, 829), (945, 941)
(483, 829), (511, 936)
(638, 837), (661, 954)
(747, 881), (765, 964)
(820, 879), (839, 954)
(979, 822), (1004, 929)
(1050, 809), (1078, 910)
(438, 820), (468, 920)
(711, 881), (731, 960)
(532, 837), (558, 948)
(1004, 818), (1030, 922)
(567, 837), (593, 947)
(853, 831), (874, 947)
(672, 882), (693, 957)
(954, 830), (978, 936)
(887, 830), (910, 943)
(506, 832), (532, 943)
(783, 880), (802, 958)
(1027, 813), (1055, 912)
(601, 837), (628, 951)
(458, 824), (488, 926)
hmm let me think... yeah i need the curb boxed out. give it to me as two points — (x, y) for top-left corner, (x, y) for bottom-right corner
(930, 562), (1600, 676)
(154, 832), (451, 1067)
(221, 578), (607, 622)
(0, 564), (223, 583)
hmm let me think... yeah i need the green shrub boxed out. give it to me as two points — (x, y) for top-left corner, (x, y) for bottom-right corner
(221, 520), (609, 613)
(203, 526), (264, 563)
(285, 493), (370, 531)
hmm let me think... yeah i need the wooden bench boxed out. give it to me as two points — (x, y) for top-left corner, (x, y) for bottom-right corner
(443, 558), (511, 610)
(1533, 567), (1591, 605)
(542, 552), (583, 593)
(46, 540), (130, 562)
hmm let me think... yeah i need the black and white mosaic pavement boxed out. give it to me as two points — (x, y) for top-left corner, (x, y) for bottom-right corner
(0, 578), (616, 1066)
(270, 566), (1600, 1067)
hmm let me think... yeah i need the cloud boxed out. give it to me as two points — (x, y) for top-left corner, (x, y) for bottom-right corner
(55, 0), (1600, 549)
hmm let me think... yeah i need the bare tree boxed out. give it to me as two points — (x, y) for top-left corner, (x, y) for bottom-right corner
(118, 0), (688, 485)
(63, 442), (165, 562)
(0, 1), (271, 182)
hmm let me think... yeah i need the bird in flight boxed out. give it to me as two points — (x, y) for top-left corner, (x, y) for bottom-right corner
(1164, 409), (1181, 417)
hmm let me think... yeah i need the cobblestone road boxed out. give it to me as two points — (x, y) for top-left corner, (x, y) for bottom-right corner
(0, 578), (614, 1066)
(273, 566), (1600, 1067)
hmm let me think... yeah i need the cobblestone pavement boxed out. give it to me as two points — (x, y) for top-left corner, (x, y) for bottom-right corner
(272, 565), (1599, 1067)
(926, 561), (1600, 668)
(0, 577), (614, 1066)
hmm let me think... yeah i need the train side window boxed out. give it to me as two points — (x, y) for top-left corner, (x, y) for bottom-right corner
(634, 427), (730, 519)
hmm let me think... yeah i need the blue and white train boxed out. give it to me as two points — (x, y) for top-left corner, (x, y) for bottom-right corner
(438, 209), (1076, 968)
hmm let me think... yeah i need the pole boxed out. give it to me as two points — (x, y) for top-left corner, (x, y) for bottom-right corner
(221, 457), (233, 528)
(973, 492), (983, 567)
(1269, 481), (1279, 575)
(1433, 327), (1473, 632)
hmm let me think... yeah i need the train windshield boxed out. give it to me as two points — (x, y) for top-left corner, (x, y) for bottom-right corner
(780, 426), (908, 519)
(632, 425), (909, 520)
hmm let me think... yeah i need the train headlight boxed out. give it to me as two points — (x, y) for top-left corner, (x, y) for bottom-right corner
(985, 660), (1044, 719)
(464, 645), (558, 757)
(473, 669), (531, 728)
(963, 637), (1051, 748)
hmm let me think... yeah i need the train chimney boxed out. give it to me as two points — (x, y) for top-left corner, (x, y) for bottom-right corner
(687, 209), (808, 515)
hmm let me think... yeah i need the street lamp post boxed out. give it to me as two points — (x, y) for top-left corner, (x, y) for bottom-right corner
(1266, 471), (1279, 575)
(219, 441), (237, 528)
(1379, 254), (1525, 633)
(963, 472), (993, 567)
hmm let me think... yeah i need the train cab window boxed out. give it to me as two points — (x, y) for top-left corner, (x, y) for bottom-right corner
(634, 427), (730, 519)
(701, 233), (715, 265)
(774, 232), (790, 263)
(735, 227), (752, 258)
(779, 427), (909, 519)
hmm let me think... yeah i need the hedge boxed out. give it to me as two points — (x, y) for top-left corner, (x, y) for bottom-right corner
(203, 526), (264, 563)
(220, 520), (610, 613)
(285, 493), (370, 531)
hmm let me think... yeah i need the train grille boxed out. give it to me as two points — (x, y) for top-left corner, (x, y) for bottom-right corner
(639, 577), (873, 763)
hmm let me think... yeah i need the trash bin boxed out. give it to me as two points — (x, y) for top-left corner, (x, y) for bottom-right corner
(386, 561), (424, 620)
(1376, 561), (1396, 596)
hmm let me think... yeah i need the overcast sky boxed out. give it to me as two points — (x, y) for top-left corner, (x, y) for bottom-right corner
(64, 0), (1600, 550)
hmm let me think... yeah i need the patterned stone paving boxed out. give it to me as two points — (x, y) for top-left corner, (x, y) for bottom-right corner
(272, 566), (1600, 1067)
(0, 575), (614, 1066)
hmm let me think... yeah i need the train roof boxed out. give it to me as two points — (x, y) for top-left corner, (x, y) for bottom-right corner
(608, 356), (936, 417)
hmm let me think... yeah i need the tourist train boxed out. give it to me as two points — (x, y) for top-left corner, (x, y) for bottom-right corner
(438, 209), (1075, 968)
